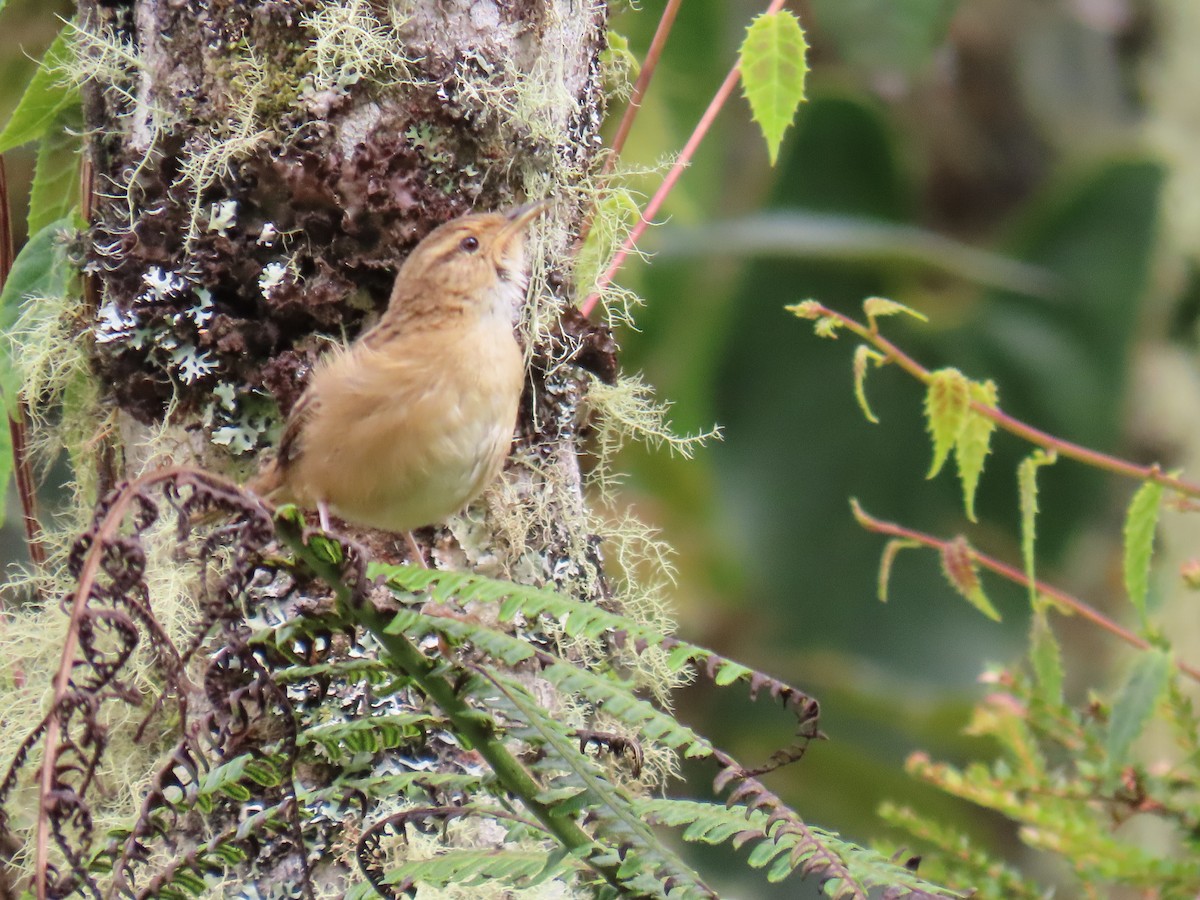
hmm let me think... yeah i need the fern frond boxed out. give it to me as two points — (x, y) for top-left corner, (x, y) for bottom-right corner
(479, 666), (720, 898)
(361, 846), (580, 898)
(380, 605), (713, 759)
(639, 797), (958, 897)
(375, 565), (821, 772)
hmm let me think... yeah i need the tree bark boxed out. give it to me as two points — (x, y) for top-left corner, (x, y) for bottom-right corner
(71, 0), (610, 893)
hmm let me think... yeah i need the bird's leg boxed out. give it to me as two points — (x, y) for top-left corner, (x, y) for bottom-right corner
(403, 531), (428, 569)
(318, 500), (332, 533)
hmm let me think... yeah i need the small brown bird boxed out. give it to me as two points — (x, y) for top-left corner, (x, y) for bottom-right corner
(251, 202), (546, 534)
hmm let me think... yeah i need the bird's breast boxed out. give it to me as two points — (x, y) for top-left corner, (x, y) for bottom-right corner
(286, 320), (524, 532)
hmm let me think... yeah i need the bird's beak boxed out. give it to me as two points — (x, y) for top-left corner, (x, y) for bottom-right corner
(491, 199), (550, 262)
(499, 199), (550, 240)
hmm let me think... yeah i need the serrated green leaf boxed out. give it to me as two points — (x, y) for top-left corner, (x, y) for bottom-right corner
(940, 535), (1000, 621)
(1123, 480), (1162, 624)
(1017, 449), (1056, 608)
(575, 188), (639, 295)
(28, 106), (82, 234)
(1029, 607), (1063, 707)
(0, 217), (76, 415)
(739, 10), (809, 166)
(1106, 648), (1170, 768)
(0, 30), (80, 154)
(923, 368), (970, 479)
(813, 315), (842, 338)
(863, 295), (928, 325)
(956, 380), (998, 522)
(852, 344), (884, 423)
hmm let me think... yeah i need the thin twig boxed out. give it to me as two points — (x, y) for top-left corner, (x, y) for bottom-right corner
(580, 0), (789, 318)
(810, 302), (1200, 500)
(0, 158), (48, 568)
(850, 501), (1200, 685)
(603, 0), (684, 171)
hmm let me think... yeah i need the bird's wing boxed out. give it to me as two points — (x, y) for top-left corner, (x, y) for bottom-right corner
(277, 387), (316, 474)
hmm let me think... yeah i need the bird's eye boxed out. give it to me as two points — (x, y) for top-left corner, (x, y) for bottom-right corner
(459, 236), (480, 253)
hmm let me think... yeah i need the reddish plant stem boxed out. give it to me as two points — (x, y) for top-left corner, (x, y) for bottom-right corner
(0, 159), (47, 570)
(603, 0), (684, 171)
(574, 0), (685, 256)
(580, 0), (789, 318)
(851, 501), (1200, 685)
(814, 302), (1200, 500)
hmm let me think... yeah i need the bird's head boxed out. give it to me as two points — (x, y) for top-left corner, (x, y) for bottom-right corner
(391, 201), (549, 320)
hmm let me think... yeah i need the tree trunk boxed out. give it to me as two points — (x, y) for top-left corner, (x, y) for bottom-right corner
(68, 0), (610, 894)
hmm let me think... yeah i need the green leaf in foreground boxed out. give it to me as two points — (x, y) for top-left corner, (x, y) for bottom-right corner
(1123, 479), (1162, 624)
(0, 217), (76, 415)
(28, 105), (83, 234)
(739, 10), (809, 166)
(0, 30), (80, 154)
(1106, 648), (1170, 769)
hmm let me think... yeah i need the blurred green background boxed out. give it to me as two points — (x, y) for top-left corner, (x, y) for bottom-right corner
(4, 0), (1198, 894)
(605, 0), (1196, 894)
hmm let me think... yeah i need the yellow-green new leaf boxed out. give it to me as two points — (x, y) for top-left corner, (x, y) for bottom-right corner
(956, 380), (998, 522)
(1017, 449), (1056, 607)
(941, 536), (1001, 621)
(1123, 479), (1163, 624)
(852, 344), (885, 424)
(924, 368), (970, 480)
(878, 538), (918, 603)
(739, 10), (809, 166)
(862, 296), (928, 329)
(574, 187), (639, 295)
(813, 315), (842, 338)
(785, 300), (822, 319)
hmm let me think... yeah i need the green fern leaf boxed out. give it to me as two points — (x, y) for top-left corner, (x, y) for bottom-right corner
(1123, 479), (1162, 623)
(378, 849), (579, 895)
(739, 10), (809, 165)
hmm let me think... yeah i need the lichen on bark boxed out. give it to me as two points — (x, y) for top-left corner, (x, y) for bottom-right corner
(52, 0), (633, 893)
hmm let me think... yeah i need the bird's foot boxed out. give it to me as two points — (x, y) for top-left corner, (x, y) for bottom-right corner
(403, 531), (428, 569)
